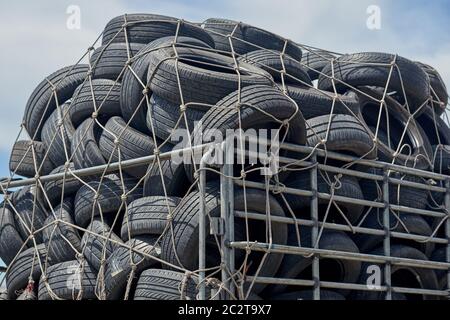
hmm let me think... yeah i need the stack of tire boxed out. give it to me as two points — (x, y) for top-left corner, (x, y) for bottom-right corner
(0, 14), (449, 300)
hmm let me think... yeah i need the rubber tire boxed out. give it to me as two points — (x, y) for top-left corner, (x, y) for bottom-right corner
(432, 145), (450, 175)
(102, 14), (214, 47)
(270, 229), (360, 296)
(0, 201), (26, 265)
(415, 106), (450, 146)
(43, 163), (84, 207)
(43, 200), (82, 264)
(134, 269), (200, 300)
(416, 62), (448, 115)
(238, 50), (311, 85)
(41, 103), (75, 167)
(354, 245), (439, 300)
(318, 52), (430, 114)
(286, 85), (360, 120)
(9, 140), (55, 178)
(81, 219), (123, 271)
(203, 18), (302, 60)
(301, 50), (336, 80)
(6, 244), (47, 299)
(102, 236), (160, 300)
(353, 87), (432, 170)
(161, 185), (288, 294)
(430, 248), (447, 290)
(147, 94), (205, 142)
(272, 290), (345, 300)
(71, 118), (106, 171)
(306, 114), (376, 159)
(354, 212), (435, 257)
(23, 64), (89, 140)
(74, 173), (143, 228)
(284, 170), (364, 224)
(121, 196), (181, 240)
(37, 260), (97, 300)
(186, 85), (307, 182)
(120, 36), (211, 134)
(147, 45), (273, 108)
(69, 79), (122, 128)
(98, 116), (162, 178)
(90, 43), (145, 80)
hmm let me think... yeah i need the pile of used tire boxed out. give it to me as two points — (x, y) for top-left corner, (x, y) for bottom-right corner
(0, 13), (449, 300)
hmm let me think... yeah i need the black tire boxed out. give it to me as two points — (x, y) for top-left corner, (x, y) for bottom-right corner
(142, 144), (191, 198)
(306, 114), (376, 159)
(38, 260), (97, 300)
(121, 196), (181, 240)
(0, 201), (26, 265)
(354, 212), (435, 257)
(102, 14), (214, 48)
(41, 103), (75, 167)
(81, 219), (123, 271)
(354, 245), (439, 300)
(238, 50), (311, 85)
(272, 290), (345, 300)
(353, 87), (432, 170)
(74, 174), (143, 228)
(286, 85), (360, 120)
(14, 187), (49, 244)
(9, 140), (55, 178)
(203, 18), (302, 60)
(301, 50), (336, 80)
(416, 62), (448, 115)
(432, 145), (450, 175)
(359, 169), (429, 210)
(90, 43), (145, 81)
(186, 85), (307, 181)
(161, 185), (288, 294)
(147, 46), (273, 108)
(69, 79), (122, 128)
(43, 163), (84, 207)
(43, 200), (82, 264)
(270, 229), (360, 296)
(134, 269), (200, 300)
(318, 52), (430, 114)
(98, 116), (163, 178)
(415, 106), (450, 146)
(23, 65), (89, 140)
(6, 244), (47, 299)
(147, 94), (205, 141)
(71, 118), (106, 171)
(102, 236), (160, 300)
(120, 36), (211, 133)
(284, 170), (364, 224)
(430, 247), (447, 290)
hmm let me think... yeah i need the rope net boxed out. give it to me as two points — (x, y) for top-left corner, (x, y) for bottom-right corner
(0, 14), (449, 300)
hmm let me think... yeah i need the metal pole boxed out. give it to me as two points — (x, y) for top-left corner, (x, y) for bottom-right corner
(382, 167), (392, 300)
(445, 179), (450, 298)
(310, 153), (320, 300)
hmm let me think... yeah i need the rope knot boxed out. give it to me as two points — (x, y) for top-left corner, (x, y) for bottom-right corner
(91, 111), (98, 119)
(142, 87), (149, 95)
(153, 148), (160, 157)
(282, 119), (290, 126)
(114, 138), (120, 145)
(240, 170), (246, 179)
(64, 161), (70, 169)
(121, 194), (128, 202)
(179, 104), (187, 113)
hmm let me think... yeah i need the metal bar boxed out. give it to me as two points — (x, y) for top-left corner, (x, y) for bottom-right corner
(235, 180), (446, 219)
(446, 179), (450, 297)
(382, 167), (392, 300)
(229, 241), (450, 270)
(245, 276), (449, 297)
(234, 210), (448, 244)
(310, 153), (320, 300)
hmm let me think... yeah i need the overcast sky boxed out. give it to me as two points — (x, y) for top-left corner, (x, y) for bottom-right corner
(0, 0), (449, 268)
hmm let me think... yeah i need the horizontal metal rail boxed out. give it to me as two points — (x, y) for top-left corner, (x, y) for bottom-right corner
(245, 276), (449, 297)
(234, 210), (448, 245)
(229, 242), (450, 270)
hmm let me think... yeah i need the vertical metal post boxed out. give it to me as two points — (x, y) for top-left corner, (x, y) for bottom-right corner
(382, 167), (392, 300)
(445, 179), (450, 298)
(220, 140), (235, 299)
(310, 153), (320, 300)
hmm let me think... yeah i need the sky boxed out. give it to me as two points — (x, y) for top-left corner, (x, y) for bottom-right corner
(0, 0), (449, 268)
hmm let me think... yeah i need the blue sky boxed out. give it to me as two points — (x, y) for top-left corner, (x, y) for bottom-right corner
(0, 0), (449, 269)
